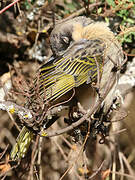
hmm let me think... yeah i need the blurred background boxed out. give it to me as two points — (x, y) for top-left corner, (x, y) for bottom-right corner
(0, 0), (135, 179)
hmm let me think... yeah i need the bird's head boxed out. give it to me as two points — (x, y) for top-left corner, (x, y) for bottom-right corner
(50, 16), (93, 56)
(50, 16), (114, 57)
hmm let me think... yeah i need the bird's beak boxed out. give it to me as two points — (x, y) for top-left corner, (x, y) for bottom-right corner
(63, 39), (89, 57)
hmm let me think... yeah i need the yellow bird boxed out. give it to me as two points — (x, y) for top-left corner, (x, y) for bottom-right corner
(11, 16), (124, 160)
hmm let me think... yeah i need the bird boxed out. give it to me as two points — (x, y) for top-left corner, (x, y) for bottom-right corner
(11, 16), (124, 160)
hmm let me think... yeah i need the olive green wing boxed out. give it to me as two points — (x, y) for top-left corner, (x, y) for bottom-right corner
(38, 39), (105, 102)
(11, 126), (33, 160)
(38, 59), (75, 101)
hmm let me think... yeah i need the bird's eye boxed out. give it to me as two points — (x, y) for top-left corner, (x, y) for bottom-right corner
(52, 34), (73, 56)
(59, 35), (71, 52)
(62, 36), (70, 44)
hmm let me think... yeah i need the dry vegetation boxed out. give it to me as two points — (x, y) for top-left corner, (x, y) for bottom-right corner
(0, 0), (135, 180)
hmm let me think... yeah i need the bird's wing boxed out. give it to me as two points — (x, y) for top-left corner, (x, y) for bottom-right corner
(11, 126), (33, 160)
(38, 58), (76, 101)
(38, 39), (105, 102)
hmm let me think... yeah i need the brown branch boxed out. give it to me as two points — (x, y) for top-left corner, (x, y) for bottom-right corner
(0, 100), (33, 119)
(37, 136), (43, 180)
(40, 2), (101, 33)
(63, 2), (101, 21)
(0, 145), (9, 160)
(28, 135), (40, 180)
(123, 51), (135, 57)
(88, 160), (105, 179)
(120, 152), (135, 176)
(110, 171), (135, 179)
(0, 100), (69, 129)
(109, 128), (127, 136)
(0, 0), (20, 14)
(59, 121), (91, 180)
(52, 139), (68, 161)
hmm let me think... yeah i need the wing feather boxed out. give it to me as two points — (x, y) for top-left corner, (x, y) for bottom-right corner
(36, 39), (105, 102)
